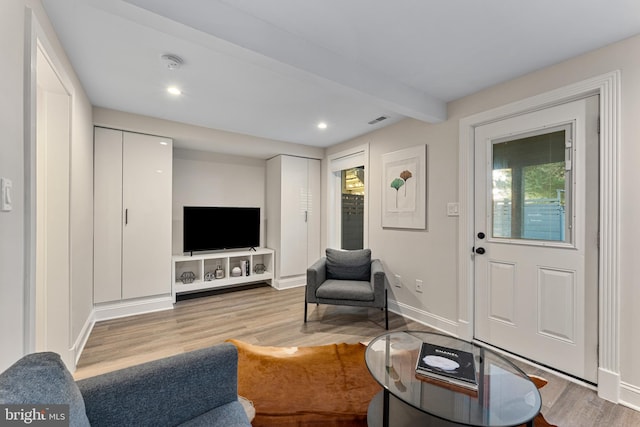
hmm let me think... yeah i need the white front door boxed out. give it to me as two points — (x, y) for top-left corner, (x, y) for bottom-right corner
(474, 96), (599, 382)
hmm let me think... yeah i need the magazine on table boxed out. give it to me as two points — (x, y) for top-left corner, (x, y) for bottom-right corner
(415, 342), (478, 391)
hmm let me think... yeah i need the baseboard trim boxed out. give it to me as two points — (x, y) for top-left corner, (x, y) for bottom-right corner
(93, 295), (174, 322)
(73, 311), (96, 367)
(620, 381), (640, 411)
(388, 299), (458, 336)
(273, 276), (305, 290)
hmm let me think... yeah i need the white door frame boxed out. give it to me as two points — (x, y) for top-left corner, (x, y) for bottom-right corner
(326, 144), (369, 250)
(458, 71), (620, 402)
(24, 8), (75, 369)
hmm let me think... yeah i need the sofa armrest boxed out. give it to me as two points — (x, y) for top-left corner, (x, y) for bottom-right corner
(371, 259), (386, 307)
(306, 257), (327, 303)
(77, 343), (245, 427)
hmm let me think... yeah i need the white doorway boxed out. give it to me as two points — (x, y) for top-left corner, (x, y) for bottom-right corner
(458, 71), (620, 401)
(25, 13), (74, 370)
(473, 96), (599, 383)
(327, 145), (369, 249)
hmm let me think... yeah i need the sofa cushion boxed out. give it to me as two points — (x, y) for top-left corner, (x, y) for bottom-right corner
(325, 248), (371, 281)
(0, 352), (90, 427)
(78, 344), (244, 427)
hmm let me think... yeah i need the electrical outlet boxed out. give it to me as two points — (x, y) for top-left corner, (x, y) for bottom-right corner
(415, 279), (424, 293)
(394, 274), (402, 288)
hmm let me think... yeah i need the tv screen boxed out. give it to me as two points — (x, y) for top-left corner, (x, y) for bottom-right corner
(183, 206), (260, 253)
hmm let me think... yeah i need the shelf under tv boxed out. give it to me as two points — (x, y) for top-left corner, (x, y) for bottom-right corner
(171, 248), (274, 302)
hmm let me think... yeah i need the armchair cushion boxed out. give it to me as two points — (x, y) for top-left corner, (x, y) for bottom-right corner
(315, 279), (375, 302)
(326, 248), (371, 281)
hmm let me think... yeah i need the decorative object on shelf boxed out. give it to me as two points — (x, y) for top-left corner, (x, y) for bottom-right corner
(231, 266), (242, 277)
(204, 271), (215, 281)
(215, 265), (224, 279)
(254, 263), (266, 274)
(179, 271), (196, 284)
(240, 260), (248, 277)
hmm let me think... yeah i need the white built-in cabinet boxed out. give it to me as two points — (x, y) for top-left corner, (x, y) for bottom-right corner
(172, 248), (274, 301)
(266, 155), (320, 288)
(93, 127), (173, 306)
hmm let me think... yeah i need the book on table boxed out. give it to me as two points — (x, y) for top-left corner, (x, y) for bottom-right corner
(415, 342), (478, 391)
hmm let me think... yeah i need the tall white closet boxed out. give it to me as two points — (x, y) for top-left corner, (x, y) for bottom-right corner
(93, 127), (173, 305)
(266, 155), (320, 288)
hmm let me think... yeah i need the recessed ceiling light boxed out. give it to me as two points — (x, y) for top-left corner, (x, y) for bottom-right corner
(317, 122), (328, 129)
(167, 86), (181, 95)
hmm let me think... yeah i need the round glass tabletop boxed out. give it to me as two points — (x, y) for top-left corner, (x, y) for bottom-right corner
(365, 331), (541, 427)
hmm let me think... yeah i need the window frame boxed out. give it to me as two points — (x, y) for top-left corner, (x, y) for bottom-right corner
(327, 144), (369, 250)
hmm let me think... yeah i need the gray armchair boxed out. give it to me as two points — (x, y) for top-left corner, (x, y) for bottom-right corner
(305, 248), (388, 329)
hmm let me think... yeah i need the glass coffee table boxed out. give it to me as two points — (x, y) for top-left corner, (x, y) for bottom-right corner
(365, 331), (541, 427)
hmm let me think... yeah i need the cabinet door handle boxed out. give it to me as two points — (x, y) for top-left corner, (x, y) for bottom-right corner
(125, 208), (128, 225)
(305, 211), (308, 223)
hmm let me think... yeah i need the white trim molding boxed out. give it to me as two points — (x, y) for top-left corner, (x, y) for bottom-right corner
(620, 381), (640, 412)
(73, 311), (95, 367)
(458, 70), (620, 402)
(93, 296), (173, 322)
(388, 299), (458, 337)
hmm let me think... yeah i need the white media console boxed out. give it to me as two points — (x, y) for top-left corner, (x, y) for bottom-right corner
(171, 248), (274, 302)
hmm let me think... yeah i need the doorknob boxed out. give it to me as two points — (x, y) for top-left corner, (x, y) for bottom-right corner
(475, 247), (486, 255)
(477, 232), (486, 239)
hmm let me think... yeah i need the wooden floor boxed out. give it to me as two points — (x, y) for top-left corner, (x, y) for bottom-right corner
(76, 285), (640, 426)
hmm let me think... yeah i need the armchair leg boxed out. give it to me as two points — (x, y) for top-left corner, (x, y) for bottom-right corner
(304, 292), (308, 323)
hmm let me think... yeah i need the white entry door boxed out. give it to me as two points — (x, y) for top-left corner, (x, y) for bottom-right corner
(474, 96), (599, 383)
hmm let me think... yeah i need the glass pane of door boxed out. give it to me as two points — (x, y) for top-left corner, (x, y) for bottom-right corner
(491, 126), (572, 242)
(341, 166), (365, 249)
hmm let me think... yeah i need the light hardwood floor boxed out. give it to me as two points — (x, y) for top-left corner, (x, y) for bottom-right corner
(76, 285), (640, 426)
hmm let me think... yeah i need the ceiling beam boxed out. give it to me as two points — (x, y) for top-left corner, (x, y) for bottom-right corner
(122, 0), (447, 123)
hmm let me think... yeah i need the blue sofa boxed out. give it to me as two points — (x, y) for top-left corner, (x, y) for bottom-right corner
(0, 343), (251, 427)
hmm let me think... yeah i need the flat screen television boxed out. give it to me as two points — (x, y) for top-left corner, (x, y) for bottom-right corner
(183, 206), (260, 253)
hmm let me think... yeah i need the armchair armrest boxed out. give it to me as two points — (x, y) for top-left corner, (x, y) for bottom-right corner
(77, 343), (242, 426)
(371, 259), (386, 307)
(306, 257), (327, 303)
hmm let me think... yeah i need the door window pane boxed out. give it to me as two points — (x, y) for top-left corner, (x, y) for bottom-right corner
(492, 128), (570, 242)
(341, 167), (364, 249)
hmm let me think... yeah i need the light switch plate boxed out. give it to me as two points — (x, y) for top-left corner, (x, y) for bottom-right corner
(447, 202), (459, 216)
(1, 178), (13, 212)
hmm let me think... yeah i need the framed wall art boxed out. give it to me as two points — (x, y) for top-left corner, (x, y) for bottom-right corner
(381, 145), (427, 229)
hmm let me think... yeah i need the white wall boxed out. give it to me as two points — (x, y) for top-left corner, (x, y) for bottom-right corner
(326, 33), (640, 406)
(0, 0), (94, 371)
(325, 115), (459, 329)
(0, 0), (29, 370)
(172, 149), (267, 254)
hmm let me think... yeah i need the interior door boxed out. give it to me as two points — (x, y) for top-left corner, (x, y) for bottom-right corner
(474, 96), (599, 382)
(280, 155), (309, 278)
(122, 132), (173, 299)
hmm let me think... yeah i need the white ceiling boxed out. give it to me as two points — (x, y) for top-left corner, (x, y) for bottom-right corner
(42, 0), (640, 151)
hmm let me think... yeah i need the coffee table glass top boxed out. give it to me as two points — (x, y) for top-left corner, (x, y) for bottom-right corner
(365, 331), (541, 427)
